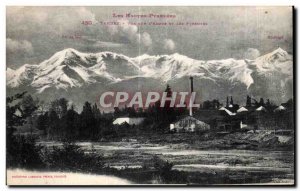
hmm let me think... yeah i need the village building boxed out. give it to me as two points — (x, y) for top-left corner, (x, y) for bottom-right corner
(256, 106), (267, 112)
(237, 106), (248, 113)
(274, 105), (286, 112)
(170, 115), (210, 132)
(219, 107), (236, 116)
(113, 117), (145, 126)
(170, 77), (210, 133)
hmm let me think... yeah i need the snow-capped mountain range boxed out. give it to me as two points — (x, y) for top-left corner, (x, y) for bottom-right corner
(7, 47), (293, 105)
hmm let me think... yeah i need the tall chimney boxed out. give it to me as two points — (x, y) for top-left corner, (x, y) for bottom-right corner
(189, 77), (194, 116)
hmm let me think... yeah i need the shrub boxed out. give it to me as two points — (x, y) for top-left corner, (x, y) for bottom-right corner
(153, 156), (173, 172)
(151, 156), (174, 183)
(7, 135), (44, 169)
(44, 142), (104, 172)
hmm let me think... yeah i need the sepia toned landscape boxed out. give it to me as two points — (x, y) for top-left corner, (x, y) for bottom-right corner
(6, 6), (294, 186)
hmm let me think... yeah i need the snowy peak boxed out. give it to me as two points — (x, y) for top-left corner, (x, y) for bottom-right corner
(261, 47), (290, 61)
(6, 67), (16, 81)
(7, 64), (37, 88)
(252, 47), (292, 74)
(7, 48), (293, 95)
(272, 47), (288, 55)
(40, 48), (91, 69)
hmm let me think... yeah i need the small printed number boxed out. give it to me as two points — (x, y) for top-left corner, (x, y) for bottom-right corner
(82, 21), (92, 25)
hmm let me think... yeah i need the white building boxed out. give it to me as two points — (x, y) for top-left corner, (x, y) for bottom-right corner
(113, 117), (145, 126)
(274, 105), (286, 112)
(170, 116), (210, 132)
(256, 106), (266, 111)
(170, 76), (210, 133)
(219, 107), (236, 116)
(237, 106), (248, 113)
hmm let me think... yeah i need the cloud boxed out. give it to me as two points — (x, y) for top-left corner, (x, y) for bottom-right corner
(92, 41), (124, 48)
(49, 7), (97, 34)
(141, 32), (152, 47)
(107, 20), (137, 38)
(7, 7), (48, 24)
(6, 38), (34, 55)
(7, 7), (97, 35)
(163, 39), (175, 51)
(81, 36), (125, 48)
(6, 7), (292, 68)
(75, 7), (96, 21)
(244, 48), (260, 60)
(106, 20), (152, 48)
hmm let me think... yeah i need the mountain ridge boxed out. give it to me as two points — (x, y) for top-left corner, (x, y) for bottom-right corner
(6, 47), (293, 105)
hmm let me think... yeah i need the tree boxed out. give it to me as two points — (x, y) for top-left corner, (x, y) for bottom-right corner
(203, 100), (212, 109)
(114, 107), (121, 117)
(58, 98), (68, 115)
(259, 98), (265, 106)
(20, 95), (39, 118)
(252, 98), (259, 107)
(6, 92), (28, 130)
(62, 106), (79, 140)
(202, 99), (220, 109)
(246, 95), (252, 107)
(212, 99), (220, 109)
(266, 99), (270, 105)
(284, 99), (294, 110)
(21, 95), (39, 136)
(230, 96), (234, 105)
(226, 96), (229, 107)
(48, 110), (60, 139)
(6, 93), (38, 136)
(92, 103), (102, 137)
(50, 98), (68, 118)
(36, 112), (49, 135)
(6, 92), (43, 168)
(128, 106), (137, 117)
(80, 102), (98, 140)
(92, 103), (101, 119)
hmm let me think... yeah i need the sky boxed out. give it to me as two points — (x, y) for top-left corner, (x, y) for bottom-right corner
(6, 6), (293, 69)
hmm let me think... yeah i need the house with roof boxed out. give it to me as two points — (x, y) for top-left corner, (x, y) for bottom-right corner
(274, 105), (286, 112)
(170, 115), (210, 133)
(113, 117), (145, 126)
(169, 76), (211, 133)
(219, 107), (236, 116)
(237, 106), (248, 113)
(256, 106), (267, 112)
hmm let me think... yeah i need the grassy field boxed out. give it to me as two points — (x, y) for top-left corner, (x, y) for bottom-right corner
(36, 131), (294, 185)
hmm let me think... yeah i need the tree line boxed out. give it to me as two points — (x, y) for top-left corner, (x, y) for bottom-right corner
(8, 85), (184, 140)
(36, 99), (113, 140)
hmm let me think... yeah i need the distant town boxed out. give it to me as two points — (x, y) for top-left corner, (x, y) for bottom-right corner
(8, 77), (294, 141)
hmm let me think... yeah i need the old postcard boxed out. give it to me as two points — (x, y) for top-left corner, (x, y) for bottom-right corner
(6, 6), (294, 186)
